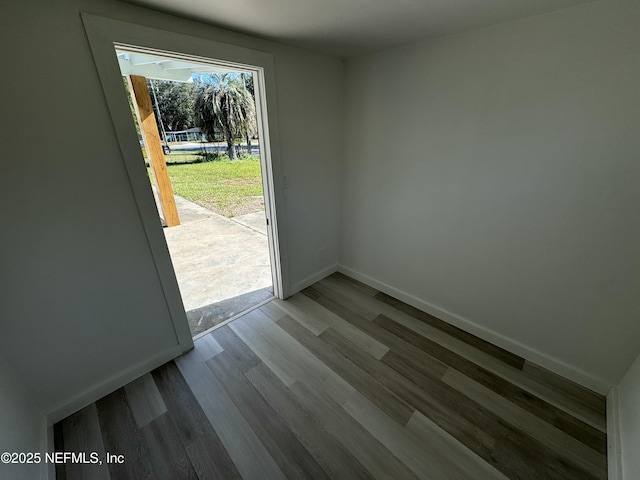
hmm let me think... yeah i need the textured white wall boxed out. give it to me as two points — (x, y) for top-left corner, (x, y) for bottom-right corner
(0, 0), (342, 416)
(340, 0), (640, 390)
(618, 352), (640, 479)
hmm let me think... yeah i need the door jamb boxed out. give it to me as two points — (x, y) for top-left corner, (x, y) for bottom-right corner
(82, 13), (289, 353)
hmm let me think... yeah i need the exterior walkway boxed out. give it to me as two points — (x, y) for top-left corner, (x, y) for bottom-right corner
(153, 188), (273, 335)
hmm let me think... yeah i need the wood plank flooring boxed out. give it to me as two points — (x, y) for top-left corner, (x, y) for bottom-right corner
(55, 272), (607, 480)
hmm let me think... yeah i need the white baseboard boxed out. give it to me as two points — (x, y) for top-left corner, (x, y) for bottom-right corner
(338, 264), (612, 395)
(40, 346), (182, 478)
(607, 387), (623, 480)
(46, 345), (183, 424)
(288, 264), (338, 297)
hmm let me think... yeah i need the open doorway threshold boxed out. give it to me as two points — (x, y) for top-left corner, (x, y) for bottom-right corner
(187, 286), (273, 337)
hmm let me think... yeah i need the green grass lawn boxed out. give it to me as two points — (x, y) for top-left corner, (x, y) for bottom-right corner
(142, 148), (203, 164)
(148, 155), (264, 217)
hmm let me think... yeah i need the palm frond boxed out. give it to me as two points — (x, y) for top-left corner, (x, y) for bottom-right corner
(195, 73), (257, 157)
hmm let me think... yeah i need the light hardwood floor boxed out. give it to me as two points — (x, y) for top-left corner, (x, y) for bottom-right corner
(55, 273), (607, 480)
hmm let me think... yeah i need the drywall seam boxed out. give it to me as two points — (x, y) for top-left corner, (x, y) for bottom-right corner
(338, 264), (612, 394)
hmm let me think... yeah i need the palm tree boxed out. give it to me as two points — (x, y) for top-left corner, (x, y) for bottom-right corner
(195, 74), (256, 160)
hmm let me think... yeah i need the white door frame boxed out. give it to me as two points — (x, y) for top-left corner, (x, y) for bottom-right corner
(82, 13), (288, 352)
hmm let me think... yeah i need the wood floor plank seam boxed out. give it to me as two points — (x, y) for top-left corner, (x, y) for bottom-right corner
(286, 291), (390, 359)
(175, 345), (288, 480)
(370, 291), (606, 426)
(265, 296), (329, 335)
(319, 326), (603, 480)
(442, 368), (606, 479)
(151, 361), (242, 479)
(207, 350), (333, 480)
(372, 290), (526, 370)
(275, 313), (416, 426)
(372, 312), (607, 453)
(304, 285), (451, 379)
(305, 281), (606, 431)
(54, 272), (608, 480)
(318, 326), (498, 456)
(139, 412), (199, 480)
(290, 377), (421, 480)
(211, 325), (264, 373)
(405, 410), (511, 480)
(317, 276), (603, 407)
(124, 373), (168, 429)
(320, 272), (525, 370)
(59, 403), (109, 480)
(245, 362), (376, 480)
(521, 361), (606, 415)
(230, 308), (356, 404)
(95, 388), (155, 480)
(343, 390), (507, 480)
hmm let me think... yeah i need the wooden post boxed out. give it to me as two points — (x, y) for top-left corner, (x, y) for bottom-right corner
(128, 75), (180, 227)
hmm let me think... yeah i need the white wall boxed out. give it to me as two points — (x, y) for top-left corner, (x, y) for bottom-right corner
(618, 352), (640, 479)
(341, 0), (640, 391)
(0, 0), (342, 417)
(0, 354), (46, 480)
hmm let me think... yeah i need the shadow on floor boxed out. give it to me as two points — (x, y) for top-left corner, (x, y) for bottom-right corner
(186, 286), (274, 336)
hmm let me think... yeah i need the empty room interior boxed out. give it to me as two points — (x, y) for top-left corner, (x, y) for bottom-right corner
(1, 0), (639, 479)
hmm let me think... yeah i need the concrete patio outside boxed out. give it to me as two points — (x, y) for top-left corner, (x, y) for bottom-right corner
(153, 188), (273, 336)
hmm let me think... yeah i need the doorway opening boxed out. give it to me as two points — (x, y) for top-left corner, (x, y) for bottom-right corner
(116, 46), (277, 337)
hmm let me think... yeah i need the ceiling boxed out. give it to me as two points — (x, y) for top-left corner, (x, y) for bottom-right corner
(122, 0), (596, 57)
